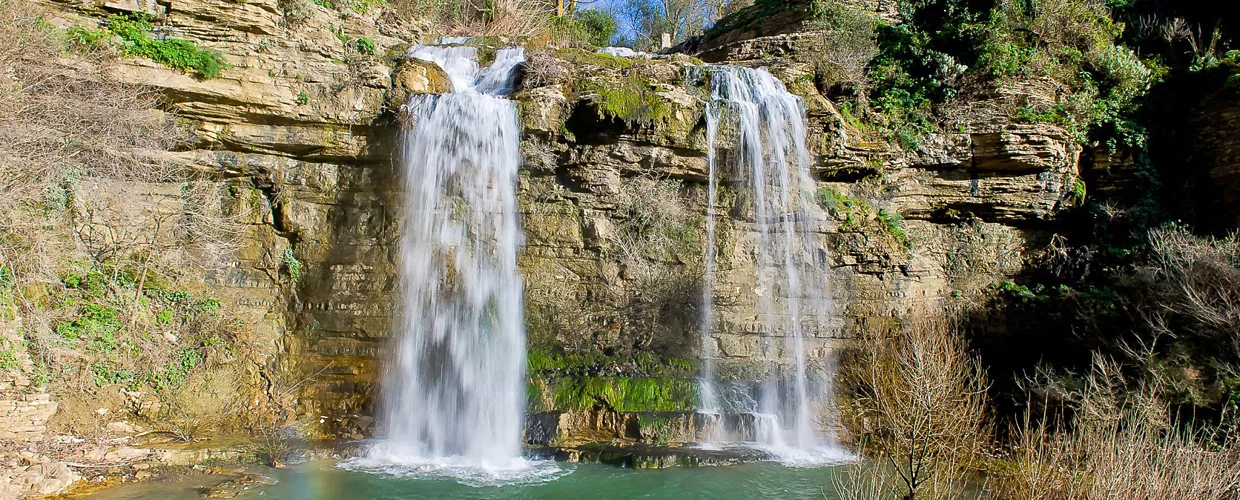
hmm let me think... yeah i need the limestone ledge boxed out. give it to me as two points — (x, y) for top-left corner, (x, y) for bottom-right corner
(21, 0), (1086, 445)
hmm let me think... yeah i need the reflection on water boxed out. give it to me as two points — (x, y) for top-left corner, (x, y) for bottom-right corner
(85, 460), (849, 500)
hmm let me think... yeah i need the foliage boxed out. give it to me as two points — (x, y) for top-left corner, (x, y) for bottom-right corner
(0, 266), (13, 305)
(805, 0), (879, 89)
(0, 340), (19, 371)
(280, 248), (303, 282)
(619, 0), (714, 50)
(552, 8), (618, 47)
(64, 26), (110, 50)
(532, 375), (698, 412)
(29, 269), (232, 397)
(806, 0), (1155, 151)
(354, 36), (376, 54)
(819, 188), (909, 249)
(105, 14), (230, 79)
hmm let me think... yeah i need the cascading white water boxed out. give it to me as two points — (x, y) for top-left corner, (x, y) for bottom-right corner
(699, 66), (841, 459)
(362, 45), (534, 473)
(699, 101), (722, 431)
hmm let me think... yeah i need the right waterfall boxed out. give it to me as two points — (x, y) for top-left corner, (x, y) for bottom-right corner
(699, 65), (842, 459)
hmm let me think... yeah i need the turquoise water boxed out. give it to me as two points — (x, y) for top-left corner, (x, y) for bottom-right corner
(87, 460), (848, 499)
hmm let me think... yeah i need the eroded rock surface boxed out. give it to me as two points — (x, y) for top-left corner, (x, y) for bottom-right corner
(19, 0), (1085, 463)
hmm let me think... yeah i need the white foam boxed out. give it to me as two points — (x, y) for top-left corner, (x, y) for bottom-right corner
(435, 36), (472, 45)
(758, 445), (857, 468)
(339, 456), (570, 488)
(595, 47), (647, 58)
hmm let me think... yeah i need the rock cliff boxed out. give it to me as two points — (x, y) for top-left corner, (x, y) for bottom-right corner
(20, 0), (1081, 453)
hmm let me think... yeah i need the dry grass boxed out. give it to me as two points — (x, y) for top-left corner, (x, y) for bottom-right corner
(838, 314), (990, 500)
(1144, 224), (1240, 343)
(0, 1), (189, 287)
(613, 177), (701, 353)
(250, 422), (301, 467)
(0, 2), (258, 441)
(996, 357), (1240, 499)
(521, 50), (572, 88)
(387, 0), (557, 38)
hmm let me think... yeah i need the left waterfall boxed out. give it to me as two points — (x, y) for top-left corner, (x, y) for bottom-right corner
(363, 44), (529, 472)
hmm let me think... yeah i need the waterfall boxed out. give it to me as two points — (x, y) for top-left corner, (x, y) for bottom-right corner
(699, 66), (841, 459)
(361, 45), (535, 474)
(699, 102), (722, 423)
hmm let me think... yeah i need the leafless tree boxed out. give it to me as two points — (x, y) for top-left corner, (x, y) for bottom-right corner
(998, 356), (1240, 499)
(838, 314), (990, 500)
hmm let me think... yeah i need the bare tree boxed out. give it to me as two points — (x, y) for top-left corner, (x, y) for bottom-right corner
(1144, 224), (1240, 350)
(620, 0), (711, 50)
(838, 314), (990, 500)
(998, 356), (1240, 499)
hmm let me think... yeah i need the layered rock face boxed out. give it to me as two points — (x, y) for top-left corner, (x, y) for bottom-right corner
(1196, 93), (1240, 226)
(28, 0), (1082, 447)
(34, 0), (425, 437)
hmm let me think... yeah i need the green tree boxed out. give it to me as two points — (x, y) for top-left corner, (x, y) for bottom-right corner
(574, 8), (618, 46)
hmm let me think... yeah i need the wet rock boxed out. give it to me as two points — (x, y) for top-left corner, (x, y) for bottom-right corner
(198, 473), (278, 498)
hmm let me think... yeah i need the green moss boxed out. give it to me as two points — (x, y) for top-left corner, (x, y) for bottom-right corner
(821, 187), (909, 248)
(637, 413), (676, 445)
(542, 376), (697, 413)
(105, 14), (229, 79)
(583, 74), (672, 126)
(552, 48), (634, 69)
(1072, 178), (1087, 205)
(280, 248), (303, 282)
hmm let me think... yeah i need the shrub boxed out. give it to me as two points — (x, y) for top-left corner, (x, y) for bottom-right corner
(106, 14), (230, 79)
(252, 423), (299, 466)
(806, 1), (878, 88)
(0, 340), (19, 371)
(521, 50), (571, 88)
(280, 0), (318, 24)
(996, 358), (1240, 499)
(1143, 224), (1240, 345)
(354, 37), (376, 55)
(64, 26), (111, 50)
(838, 315), (990, 500)
(561, 8), (619, 47)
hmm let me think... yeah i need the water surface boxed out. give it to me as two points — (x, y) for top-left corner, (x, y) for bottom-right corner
(87, 461), (848, 499)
